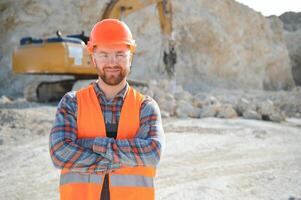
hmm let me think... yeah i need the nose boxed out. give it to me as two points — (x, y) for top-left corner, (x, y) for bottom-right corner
(107, 54), (117, 65)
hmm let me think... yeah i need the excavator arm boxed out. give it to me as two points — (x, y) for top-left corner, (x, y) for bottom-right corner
(102, 0), (172, 34)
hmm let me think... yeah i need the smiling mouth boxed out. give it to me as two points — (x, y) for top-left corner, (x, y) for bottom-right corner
(104, 67), (121, 72)
(106, 70), (120, 73)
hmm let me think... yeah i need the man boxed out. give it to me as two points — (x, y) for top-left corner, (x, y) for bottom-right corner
(49, 19), (165, 200)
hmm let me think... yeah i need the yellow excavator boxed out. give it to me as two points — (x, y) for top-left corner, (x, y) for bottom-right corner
(12, 0), (176, 102)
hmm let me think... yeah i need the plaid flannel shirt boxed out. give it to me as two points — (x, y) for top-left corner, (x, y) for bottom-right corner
(49, 82), (165, 173)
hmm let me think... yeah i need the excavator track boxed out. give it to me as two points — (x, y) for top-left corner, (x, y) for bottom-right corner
(24, 79), (76, 102)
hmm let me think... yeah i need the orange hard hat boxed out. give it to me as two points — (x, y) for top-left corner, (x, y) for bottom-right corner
(87, 19), (136, 53)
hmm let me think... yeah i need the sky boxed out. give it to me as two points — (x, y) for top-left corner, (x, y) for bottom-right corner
(234, 0), (301, 16)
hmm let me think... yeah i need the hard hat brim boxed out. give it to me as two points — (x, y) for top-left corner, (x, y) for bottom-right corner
(87, 41), (136, 53)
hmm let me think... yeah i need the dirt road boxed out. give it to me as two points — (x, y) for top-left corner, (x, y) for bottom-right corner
(0, 102), (300, 200)
(158, 118), (301, 200)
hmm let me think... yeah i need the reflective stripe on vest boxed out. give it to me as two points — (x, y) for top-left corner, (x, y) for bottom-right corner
(59, 84), (156, 200)
(110, 174), (154, 188)
(60, 172), (103, 185)
(60, 173), (153, 188)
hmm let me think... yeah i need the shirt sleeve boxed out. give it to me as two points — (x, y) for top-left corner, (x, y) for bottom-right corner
(49, 92), (121, 173)
(92, 96), (165, 167)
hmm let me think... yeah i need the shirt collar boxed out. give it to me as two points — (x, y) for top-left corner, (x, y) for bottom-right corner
(93, 81), (129, 101)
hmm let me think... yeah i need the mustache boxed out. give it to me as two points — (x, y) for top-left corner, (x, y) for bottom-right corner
(103, 65), (122, 69)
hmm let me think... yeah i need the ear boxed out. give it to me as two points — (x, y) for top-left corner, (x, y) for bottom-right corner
(90, 54), (97, 68)
(129, 53), (134, 66)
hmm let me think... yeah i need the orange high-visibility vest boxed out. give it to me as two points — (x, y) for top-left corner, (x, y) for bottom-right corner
(59, 84), (156, 200)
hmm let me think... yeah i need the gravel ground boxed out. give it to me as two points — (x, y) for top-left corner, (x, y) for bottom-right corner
(0, 100), (300, 200)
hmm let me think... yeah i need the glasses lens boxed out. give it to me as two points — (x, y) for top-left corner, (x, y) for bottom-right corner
(94, 52), (130, 62)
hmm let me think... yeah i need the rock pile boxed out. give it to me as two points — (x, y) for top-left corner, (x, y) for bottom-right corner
(145, 80), (301, 122)
(3, 76), (300, 124)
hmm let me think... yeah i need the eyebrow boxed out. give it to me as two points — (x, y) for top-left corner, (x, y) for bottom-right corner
(95, 51), (107, 54)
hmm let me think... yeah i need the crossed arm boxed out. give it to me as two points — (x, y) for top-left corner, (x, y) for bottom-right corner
(49, 92), (165, 173)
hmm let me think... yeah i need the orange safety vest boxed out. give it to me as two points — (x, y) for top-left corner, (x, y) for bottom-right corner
(59, 84), (156, 200)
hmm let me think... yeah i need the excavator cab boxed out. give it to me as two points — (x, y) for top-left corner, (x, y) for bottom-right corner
(13, 31), (95, 76)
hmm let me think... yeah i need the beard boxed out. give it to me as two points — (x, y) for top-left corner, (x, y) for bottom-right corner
(97, 65), (129, 86)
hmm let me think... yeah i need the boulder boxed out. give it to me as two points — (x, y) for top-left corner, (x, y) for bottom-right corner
(217, 104), (238, 119)
(243, 109), (262, 120)
(191, 97), (204, 109)
(189, 107), (202, 118)
(257, 100), (275, 116)
(236, 98), (257, 116)
(257, 100), (285, 122)
(175, 100), (194, 118)
(269, 112), (286, 122)
(200, 105), (220, 118)
(0, 95), (12, 104)
(204, 96), (221, 106)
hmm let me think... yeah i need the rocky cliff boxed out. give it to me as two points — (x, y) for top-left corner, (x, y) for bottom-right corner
(284, 30), (301, 86)
(279, 12), (301, 86)
(279, 12), (301, 31)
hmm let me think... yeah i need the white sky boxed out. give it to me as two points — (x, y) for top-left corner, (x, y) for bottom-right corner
(234, 0), (301, 16)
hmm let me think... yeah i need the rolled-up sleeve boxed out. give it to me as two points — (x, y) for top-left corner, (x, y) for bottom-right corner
(49, 92), (120, 173)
